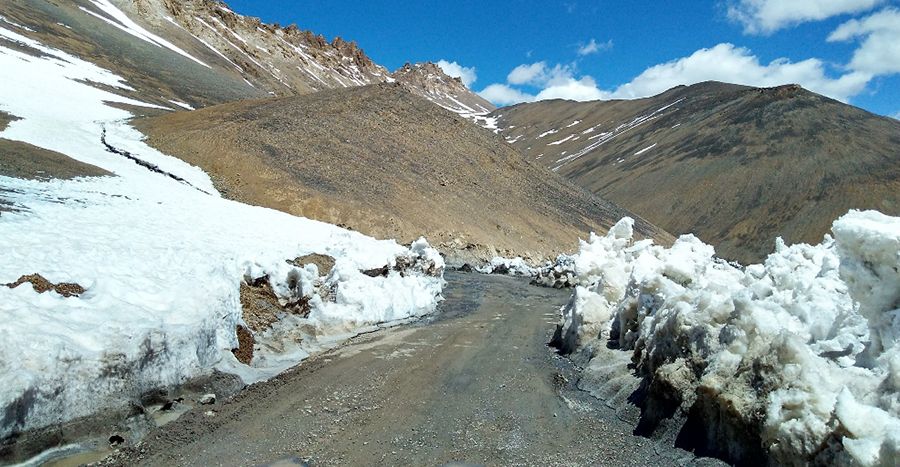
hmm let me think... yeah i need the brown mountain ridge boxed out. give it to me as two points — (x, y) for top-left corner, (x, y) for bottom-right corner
(135, 83), (670, 264)
(493, 81), (900, 263)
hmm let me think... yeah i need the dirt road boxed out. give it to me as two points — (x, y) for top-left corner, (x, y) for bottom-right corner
(108, 272), (716, 466)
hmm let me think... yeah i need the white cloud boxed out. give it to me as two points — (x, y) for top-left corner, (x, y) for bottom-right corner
(495, 62), (609, 103)
(507, 62), (585, 89)
(479, 43), (873, 107)
(478, 84), (535, 106)
(577, 38), (613, 56)
(536, 76), (610, 101)
(507, 62), (549, 85)
(892, 111), (900, 120)
(609, 43), (871, 102)
(828, 8), (900, 76)
(729, 0), (883, 34)
(435, 59), (477, 87)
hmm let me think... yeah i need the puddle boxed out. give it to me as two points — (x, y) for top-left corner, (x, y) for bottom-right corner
(12, 443), (110, 467)
(17, 399), (196, 466)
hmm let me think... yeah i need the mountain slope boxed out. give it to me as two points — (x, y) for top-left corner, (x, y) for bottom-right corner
(494, 81), (900, 263)
(135, 83), (670, 263)
(0, 0), (490, 115)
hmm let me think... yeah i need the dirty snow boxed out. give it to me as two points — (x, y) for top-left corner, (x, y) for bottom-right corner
(0, 25), (444, 440)
(477, 257), (537, 277)
(553, 212), (900, 466)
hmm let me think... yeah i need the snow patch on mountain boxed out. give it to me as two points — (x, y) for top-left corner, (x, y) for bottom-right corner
(81, 0), (210, 68)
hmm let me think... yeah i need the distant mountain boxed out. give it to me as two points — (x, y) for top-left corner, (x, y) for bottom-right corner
(0, 0), (490, 116)
(135, 83), (668, 264)
(493, 81), (900, 263)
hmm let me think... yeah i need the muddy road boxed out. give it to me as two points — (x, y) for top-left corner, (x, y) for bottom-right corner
(107, 272), (716, 466)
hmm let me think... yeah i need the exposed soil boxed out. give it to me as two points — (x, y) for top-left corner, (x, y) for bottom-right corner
(239, 279), (286, 333)
(497, 81), (900, 263)
(0, 138), (111, 181)
(136, 84), (672, 264)
(100, 272), (723, 467)
(231, 325), (255, 365)
(6, 273), (85, 297)
(289, 254), (336, 276)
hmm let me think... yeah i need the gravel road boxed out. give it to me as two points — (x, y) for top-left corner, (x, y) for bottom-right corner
(106, 272), (719, 466)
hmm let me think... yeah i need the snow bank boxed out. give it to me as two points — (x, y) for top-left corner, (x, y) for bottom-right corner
(0, 26), (444, 439)
(554, 213), (900, 466)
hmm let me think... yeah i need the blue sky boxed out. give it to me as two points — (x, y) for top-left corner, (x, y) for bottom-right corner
(226, 0), (899, 117)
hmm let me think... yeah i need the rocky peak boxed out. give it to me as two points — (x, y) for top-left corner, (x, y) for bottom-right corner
(130, 0), (392, 95)
(392, 62), (495, 117)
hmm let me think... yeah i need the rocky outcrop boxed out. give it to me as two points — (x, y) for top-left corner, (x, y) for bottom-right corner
(392, 62), (495, 116)
(129, 0), (392, 95)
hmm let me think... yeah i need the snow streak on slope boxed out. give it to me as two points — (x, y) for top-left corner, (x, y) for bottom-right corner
(551, 214), (900, 466)
(80, 0), (210, 68)
(546, 99), (684, 172)
(0, 26), (443, 439)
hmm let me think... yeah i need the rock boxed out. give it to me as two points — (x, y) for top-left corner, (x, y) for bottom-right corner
(362, 265), (390, 278)
(109, 434), (125, 447)
(199, 393), (216, 405)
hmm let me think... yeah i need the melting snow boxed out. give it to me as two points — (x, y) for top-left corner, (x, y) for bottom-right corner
(552, 214), (900, 466)
(0, 25), (443, 439)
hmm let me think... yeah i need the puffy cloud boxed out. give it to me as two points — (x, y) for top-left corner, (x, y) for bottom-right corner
(478, 84), (535, 106)
(577, 38), (613, 56)
(609, 43), (871, 102)
(481, 63), (609, 105)
(536, 76), (610, 101)
(728, 0), (883, 34)
(507, 62), (549, 85)
(435, 59), (477, 87)
(479, 44), (872, 107)
(828, 8), (900, 76)
(506, 62), (578, 87)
